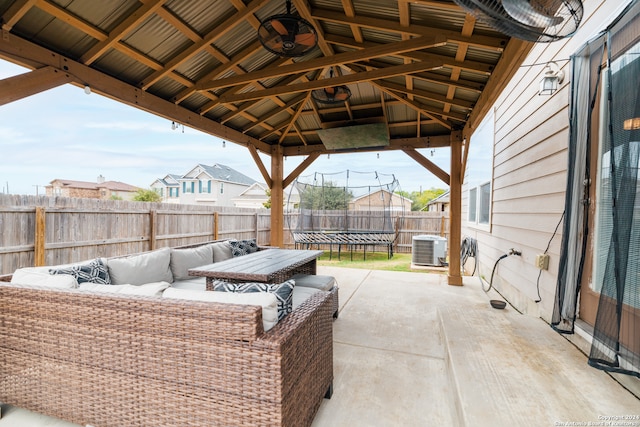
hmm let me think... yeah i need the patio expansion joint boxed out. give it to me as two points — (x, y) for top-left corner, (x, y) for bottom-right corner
(335, 269), (373, 316)
(333, 339), (446, 361)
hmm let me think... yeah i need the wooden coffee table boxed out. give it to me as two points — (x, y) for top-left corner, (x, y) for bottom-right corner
(188, 248), (323, 290)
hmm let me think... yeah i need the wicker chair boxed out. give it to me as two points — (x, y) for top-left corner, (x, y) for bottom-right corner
(0, 283), (334, 427)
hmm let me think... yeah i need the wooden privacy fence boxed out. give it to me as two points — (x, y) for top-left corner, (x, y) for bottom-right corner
(0, 195), (271, 276)
(0, 195), (448, 275)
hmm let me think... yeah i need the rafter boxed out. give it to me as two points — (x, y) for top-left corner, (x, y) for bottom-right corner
(310, 8), (507, 51)
(373, 82), (453, 129)
(1, 0), (36, 31)
(241, 94), (307, 133)
(279, 92), (313, 143)
(216, 60), (443, 103)
(140, 0), (270, 90)
(324, 35), (493, 76)
(80, 0), (165, 65)
(198, 36), (444, 91)
(374, 80), (474, 111)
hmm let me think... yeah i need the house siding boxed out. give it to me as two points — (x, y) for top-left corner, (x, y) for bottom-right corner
(461, 0), (632, 321)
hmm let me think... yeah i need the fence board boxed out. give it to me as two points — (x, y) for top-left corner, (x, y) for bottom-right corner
(0, 194), (449, 274)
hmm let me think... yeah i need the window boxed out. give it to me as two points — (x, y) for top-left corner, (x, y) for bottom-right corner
(199, 179), (211, 193)
(183, 182), (194, 193)
(220, 182), (224, 194)
(467, 182), (491, 225)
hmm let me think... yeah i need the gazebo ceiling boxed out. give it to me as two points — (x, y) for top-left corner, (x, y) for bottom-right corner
(0, 0), (533, 157)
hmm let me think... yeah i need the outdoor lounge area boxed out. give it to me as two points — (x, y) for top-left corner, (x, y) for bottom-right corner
(0, 266), (637, 427)
(1, 0), (640, 424)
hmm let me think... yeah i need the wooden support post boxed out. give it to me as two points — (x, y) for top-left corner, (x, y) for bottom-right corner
(214, 211), (219, 240)
(270, 145), (285, 247)
(448, 132), (463, 286)
(149, 210), (157, 251)
(34, 207), (46, 267)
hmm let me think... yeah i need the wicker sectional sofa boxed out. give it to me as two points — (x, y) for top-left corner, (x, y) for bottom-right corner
(0, 241), (334, 427)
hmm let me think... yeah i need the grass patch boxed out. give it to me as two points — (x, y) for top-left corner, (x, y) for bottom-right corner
(317, 251), (446, 274)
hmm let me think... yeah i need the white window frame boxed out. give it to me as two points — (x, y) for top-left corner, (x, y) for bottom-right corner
(467, 181), (491, 227)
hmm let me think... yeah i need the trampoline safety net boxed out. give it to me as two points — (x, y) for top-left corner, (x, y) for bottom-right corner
(287, 170), (404, 259)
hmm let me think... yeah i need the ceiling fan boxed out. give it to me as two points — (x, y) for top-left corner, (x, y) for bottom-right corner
(312, 69), (352, 104)
(258, 0), (318, 57)
(452, 0), (584, 42)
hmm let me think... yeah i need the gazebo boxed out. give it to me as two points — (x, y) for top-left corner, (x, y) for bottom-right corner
(0, 0), (536, 285)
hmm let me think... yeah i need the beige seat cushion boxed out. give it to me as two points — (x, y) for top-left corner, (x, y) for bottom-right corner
(291, 273), (336, 291)
(292, 286), (322, 311)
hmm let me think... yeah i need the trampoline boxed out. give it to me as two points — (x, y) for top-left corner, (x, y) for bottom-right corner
(288, 170), (404, 260)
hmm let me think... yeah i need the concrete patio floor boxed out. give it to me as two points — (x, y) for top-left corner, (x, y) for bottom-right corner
(1, 267), (638, 426)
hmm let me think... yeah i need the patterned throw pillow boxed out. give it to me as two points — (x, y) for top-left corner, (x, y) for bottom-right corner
(212, 279), (295, 320)
(228, 239), (258, 257)
(50, 258), (111, 285)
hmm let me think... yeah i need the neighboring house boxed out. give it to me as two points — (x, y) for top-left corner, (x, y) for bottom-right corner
(232, 182), (269, 209)
(152, 164), (257, 207)
(46, 175), (140, 200)
(150, 174), (181, 204)
(284, 185), (300, 212)
(349, 189), (412, 212)
(424, 190), (449, 213)
(461, 0), (639, 376)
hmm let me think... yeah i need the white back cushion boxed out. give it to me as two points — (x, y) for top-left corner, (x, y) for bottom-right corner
(170, 245), (214, 280)
(107, 248), (173, 285)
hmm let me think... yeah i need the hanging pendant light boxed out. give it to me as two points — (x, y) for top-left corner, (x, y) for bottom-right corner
(258, 0), (317, 57)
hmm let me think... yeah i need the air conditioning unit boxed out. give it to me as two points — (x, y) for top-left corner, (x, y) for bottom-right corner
(412, 235), (447, 266)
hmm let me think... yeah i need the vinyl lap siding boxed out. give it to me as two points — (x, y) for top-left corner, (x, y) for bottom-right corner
(461, 0), (635, 319)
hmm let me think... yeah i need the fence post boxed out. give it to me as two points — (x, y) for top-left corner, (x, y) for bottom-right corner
(440, 216), (445, 237)
(213, 212), (219, 240)
(34, 207), (46, 266)
(255, 213), (259, 244)
(149, 210), (157, 251)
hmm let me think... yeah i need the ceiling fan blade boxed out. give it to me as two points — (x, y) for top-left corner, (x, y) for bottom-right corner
(334, 91), (350, 101)
(324, 87), (336, 95)
(295, 32), (316, 47)
(501, 0), (564, 27)
(271, 19), (289, 35)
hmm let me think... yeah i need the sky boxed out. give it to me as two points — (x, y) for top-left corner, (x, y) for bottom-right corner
(0, 59), (474, 197)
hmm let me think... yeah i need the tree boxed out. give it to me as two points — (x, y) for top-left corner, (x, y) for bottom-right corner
(397, 188), (446, 211)
(263, 188), (271, 209)
(299, 181), (352, 210)
(132, 188), (162, 202)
